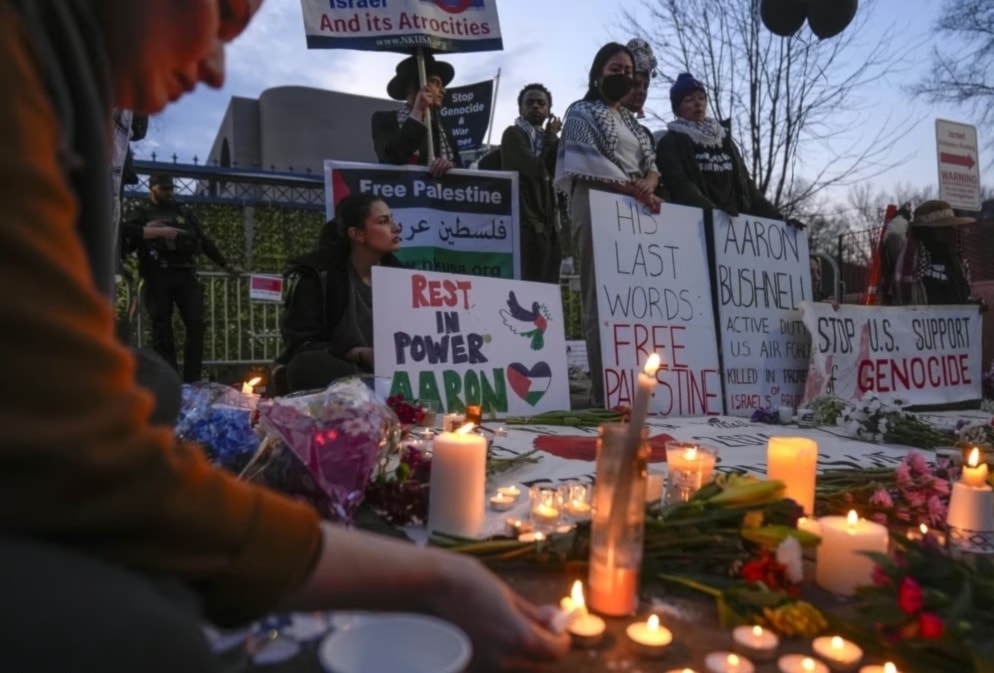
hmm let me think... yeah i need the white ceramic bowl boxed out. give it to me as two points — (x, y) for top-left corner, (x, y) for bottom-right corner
(319, 613), (472, 673)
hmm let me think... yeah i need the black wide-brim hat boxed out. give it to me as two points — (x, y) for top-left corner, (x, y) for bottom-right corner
(386, 53), (455, 101)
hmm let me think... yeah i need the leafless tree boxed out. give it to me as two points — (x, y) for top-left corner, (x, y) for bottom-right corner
(911, 0), (994, 151)
(623, 0), (918, 215)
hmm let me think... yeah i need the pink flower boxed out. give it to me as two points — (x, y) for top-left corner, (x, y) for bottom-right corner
(904, 490), (927, 507)
(927, 495), (948, 527)
(929, 477), (950, 496)
(894, 508), (912, 522)
(919, 612), (945, 639)
(871, 564), (892, 587)
(896, 463), (913, 488)
(869, 488), (895, 508)
(906, 452), (930, 477)
(871, 512), (889, 525)
(898, 577), (924, 615)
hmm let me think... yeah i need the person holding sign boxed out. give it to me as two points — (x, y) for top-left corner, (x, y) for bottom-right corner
(499, 83), (562, 284)
(278, 194), (404, 392)
(655, 73), (782, 220)
(555, 42), (663, 406)
(891, 200), (985, 309)
(371, 52), (463, 178)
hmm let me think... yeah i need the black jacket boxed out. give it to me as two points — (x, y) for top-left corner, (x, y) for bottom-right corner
(498, 125), (558, 235)
(655, 130), (781, 219)
(277, 247), (404, 364)
(122, 201), (227, 273)
(370, 109), (464, 167)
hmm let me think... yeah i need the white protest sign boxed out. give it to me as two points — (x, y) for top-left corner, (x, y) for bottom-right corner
(590, 194), (723, 416)
(936, 119), (981, 212)
(300, 0), (503, 53)
(712, 213), (813, 416)
(248, 274), (283, 302)
(372, 267), (570, 415)
(325, 161), (520, 279)
(801, 303), (982, 406)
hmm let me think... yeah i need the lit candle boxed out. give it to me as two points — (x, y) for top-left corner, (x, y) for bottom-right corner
(505, 518), (532, 536)
(732, 625), (779, 661)
(241, 375), (262, 395)
(778, 655), (829, 673)
(859, 663), (900, 673)
(427, 423), (487, 538)
(664, 670), (701, 673)
(626, 614), (672, 658)
(664, 443), (718, 502)
(815, 510), (888, 596)
(557, 580), (605, 647)
(962, 447), (989, 488)
(797, 516), (822, 537)
(767, 437), (818, 514)
(497, 485), (521, 500)
(532, 503), (560, 523)
(518, 531), (545, 543)
(812, 636), (864, 671)
(489, 493), (516, 511)
(705, 652), (755, 673)
(567, 499), (592, 518)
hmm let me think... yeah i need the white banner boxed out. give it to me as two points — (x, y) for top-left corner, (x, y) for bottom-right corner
(712, 213), (813, 416)
(372, 267), (570, 415)
(300, 0), (503, 53)
(590, 194), (723, 416)
(801, 303), (983, 406)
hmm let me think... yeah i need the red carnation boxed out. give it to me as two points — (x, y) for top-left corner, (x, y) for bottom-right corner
(918, 612), (944, 639)
(897, 577), (924, 615)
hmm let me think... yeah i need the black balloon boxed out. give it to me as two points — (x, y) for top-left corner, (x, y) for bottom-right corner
(759, 0), (807, 37)
(807, 0), (858, 39)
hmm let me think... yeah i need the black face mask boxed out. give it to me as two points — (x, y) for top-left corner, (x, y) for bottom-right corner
(599, 74), (634, 102)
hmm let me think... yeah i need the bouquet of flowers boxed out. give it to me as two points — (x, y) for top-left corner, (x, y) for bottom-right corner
(816, 395), (952, 449)
(365, 444), (432, 526)
(175, 382), (261, 474)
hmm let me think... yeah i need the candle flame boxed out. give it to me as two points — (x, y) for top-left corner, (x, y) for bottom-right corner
(647, 614), (659, 631)
(684, 447), (699, 461)
(245, 375), (261, 386)
(752, 625), (763, 637)
(241, 375), (262, 394)
(643, 352), (662, 376)
(570, 580), (586, 612)
(456, 422), (476, 435)
(727, 654), (740, 665)
(884, 664), (897, 673)
(920, 523), (929, 535)
(831, 636), (843, 650)
(534, 532), (545, 541)
(847, 510), (859, 527)
(802, 658), (816, 672)
(969, 447), (981, 468)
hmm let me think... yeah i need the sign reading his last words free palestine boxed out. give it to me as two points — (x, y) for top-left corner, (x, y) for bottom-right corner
(372, 267), (570, 415)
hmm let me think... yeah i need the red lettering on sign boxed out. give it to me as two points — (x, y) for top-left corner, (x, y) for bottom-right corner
(411, 274), (472, 309)
(857, 355), (972, 393)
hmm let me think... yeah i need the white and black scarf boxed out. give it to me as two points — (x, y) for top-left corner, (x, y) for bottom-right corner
(396, 106), (455, 162)
(666, 117), (727, 148)
(514, 117), (544, 156)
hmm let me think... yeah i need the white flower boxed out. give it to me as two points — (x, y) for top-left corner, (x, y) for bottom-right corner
(868, 398), (882, 414)
(776, 536), (803, 584)
(845, 420), (862, 437)
(878, 418), (890, 435)
(342, 416), (373, 437)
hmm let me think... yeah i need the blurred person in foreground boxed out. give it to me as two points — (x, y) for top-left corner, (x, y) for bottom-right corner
(0, 1), (569, 672)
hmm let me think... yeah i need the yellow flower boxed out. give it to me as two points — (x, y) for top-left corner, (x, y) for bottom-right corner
(759, 602), (827, 638)
(743, 510), (765, 528)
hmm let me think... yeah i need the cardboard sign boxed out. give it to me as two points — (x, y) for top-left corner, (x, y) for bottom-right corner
(249, 274), (283, 302)
(801, 303), (983, 406)
(441, 79), (494, 154)
(372, 267), (570, 414)
(712, 213), (813, 416)
(325, 161), (520, 279)
(300, 0), (502, 53)
(590, 193), (723, 416)
(936, 119), (981, 212)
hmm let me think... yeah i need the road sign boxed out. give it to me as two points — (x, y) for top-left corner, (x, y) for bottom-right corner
(935, 119), (981, 212)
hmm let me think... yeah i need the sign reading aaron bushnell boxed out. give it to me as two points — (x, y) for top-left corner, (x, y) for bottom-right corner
(372, 267), (570, 415)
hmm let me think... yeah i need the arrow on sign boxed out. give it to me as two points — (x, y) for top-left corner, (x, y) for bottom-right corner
(940, 151), (976, 169)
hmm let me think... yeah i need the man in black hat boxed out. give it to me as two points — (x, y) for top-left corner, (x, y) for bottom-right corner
(122, 174), (238, 383)
(371, 53), (462, 177)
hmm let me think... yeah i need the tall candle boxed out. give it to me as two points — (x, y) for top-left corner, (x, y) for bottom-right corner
(947, 446), (994, 552)
(816, 510), (888, 596)
(767, 437), (818, 514)
(241, 375), (262, 395)
(962, 447), (989, 488)
(428, 423), (487, 538)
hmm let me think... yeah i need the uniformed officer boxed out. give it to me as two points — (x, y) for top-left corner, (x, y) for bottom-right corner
(122, 174), (238, 383)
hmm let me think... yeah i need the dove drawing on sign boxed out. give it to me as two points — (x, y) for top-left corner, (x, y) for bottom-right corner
(499, 291), (549, 351)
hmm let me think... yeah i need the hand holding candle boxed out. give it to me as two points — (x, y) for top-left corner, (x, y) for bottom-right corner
(555, 580), (605, 647)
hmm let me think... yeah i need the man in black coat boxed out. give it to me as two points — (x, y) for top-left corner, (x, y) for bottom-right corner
(370, 52), (462, 177)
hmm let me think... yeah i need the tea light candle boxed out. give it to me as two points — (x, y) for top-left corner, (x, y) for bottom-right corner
(427, 423), (487, 538)
(241, 375), (262, 395)
(732, 625), (779, 661)
(812, 636), (864, 671)
(961, 447), (988, 488)
(489, 493), (516, 511)
(567, 499), (592, 518)
(815, 510), (888, 596)
(626, 614), (673, 658)
(518, 531), (546, 543)
(767, 437), (818, 514)
(665, 443), (718, 502)
(533, 503), (560, 523)
(706, 652), (755, 673)
(859, 663), (900, 673)
(558, 581), (605, 648)
(497, 485), (521, 500)
(505, 518), (532, 536)
(778, 655), (829, 673)
(665, 670), (701, 673)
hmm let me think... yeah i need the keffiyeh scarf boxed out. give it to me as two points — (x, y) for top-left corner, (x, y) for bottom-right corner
(554, 100), (656, 195)
(666, 117), (727, 148)
(893, 235), (971, 304)
(396, 105), (456, 162)
(515, 117), (544, 156)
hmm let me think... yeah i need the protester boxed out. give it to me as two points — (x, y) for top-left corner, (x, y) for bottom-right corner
(620, 38), (658, 145)
(555, 41), (662, 407)
(890, 200), (983, 308)
(277, 194), (404, 392)
(0, 2), (569, 671)
(499, 83), (562, 284)
(371, 52), (462, 177)
(655, 73), (782, 219)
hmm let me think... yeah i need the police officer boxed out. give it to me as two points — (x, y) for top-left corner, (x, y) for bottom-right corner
(122, 174), (238, 383)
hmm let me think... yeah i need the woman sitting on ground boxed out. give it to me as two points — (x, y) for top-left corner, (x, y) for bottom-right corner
(278, 193), (403, 392)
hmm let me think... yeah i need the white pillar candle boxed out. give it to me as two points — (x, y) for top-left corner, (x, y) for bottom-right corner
(767, 437), (818, 514)
(779, 655), (829, 673)
(947, 449), (994, 552)
(732, 625), (779, 661)
(816, 510), (888, 596)
(427, 423), (487, 538)
(645, 470), (665, 504)
(812, 636), (863, 671)
(706, 652), (755, 673)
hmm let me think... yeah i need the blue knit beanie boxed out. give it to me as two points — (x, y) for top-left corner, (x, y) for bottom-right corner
(669, 73), (706, 113)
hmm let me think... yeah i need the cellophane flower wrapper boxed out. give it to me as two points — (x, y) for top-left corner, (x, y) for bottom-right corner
(175, 383), (261, 474)
(254, 378), (399, 523)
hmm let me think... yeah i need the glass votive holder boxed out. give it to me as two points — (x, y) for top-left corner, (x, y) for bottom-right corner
(645, 468), (665, 506)
(561, 481), (593, 520)
(664, 442), (718, 504)
(529, 484), (563, 530)
(464, 404), (483, 426)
